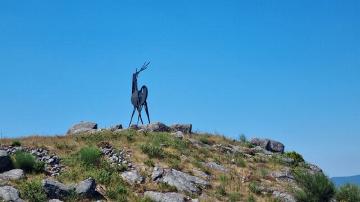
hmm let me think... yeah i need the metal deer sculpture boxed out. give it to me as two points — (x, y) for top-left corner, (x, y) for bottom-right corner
(129, 62), (151, 126)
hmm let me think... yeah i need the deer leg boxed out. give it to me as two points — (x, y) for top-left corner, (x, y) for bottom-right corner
(137, 108), (144, 125)
(129, 107), (136, 127)
(144, 101), (150, 124)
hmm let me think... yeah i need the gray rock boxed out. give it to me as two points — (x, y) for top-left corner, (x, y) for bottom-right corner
(250, 138), (285, 153)
(110, 124), (123, 132)
(42, 179), (74, 199)
(160, 169), (209, 194)
(0, 150), (12, 172)
(0, 186), (24, 202)
(171, 131), (185, 139)
(273, 191), (296, 202)
(75, 178), (96, 197)
(144, 191), (186, 202)
(121, 170), (144, 185)
(271, 168), (295, 182)
(192, 169), (210, 180)
(307, 163), (323, 174)
(170, 124), (192, 134)
(142, 122), (171, 132)
(152, 167), (165, 181)
(0, 169), (24, 181)
(203, 162), (228, 172)
(67, 121), (98, 135)
(49, 200), (63, 202)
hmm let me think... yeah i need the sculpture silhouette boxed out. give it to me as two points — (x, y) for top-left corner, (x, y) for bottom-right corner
(129, 62), (151, 127)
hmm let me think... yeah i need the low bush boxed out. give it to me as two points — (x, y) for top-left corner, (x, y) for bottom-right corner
(284, 151), (305, 165)
(293, 169), (335, 202)
(140, 144), (164, 158)
(336, 183), (360, 202)
(78, 146), (101, 166)
(11, 140), (21, 147)
(19, 180), (47, 202)
(13, 151), (37, 172)
(106, 184), (128, 202)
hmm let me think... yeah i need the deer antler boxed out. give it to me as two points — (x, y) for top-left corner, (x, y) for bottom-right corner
(136, 61), (150, 74)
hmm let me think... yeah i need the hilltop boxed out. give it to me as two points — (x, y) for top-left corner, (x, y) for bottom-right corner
(0, 122), (327, 202)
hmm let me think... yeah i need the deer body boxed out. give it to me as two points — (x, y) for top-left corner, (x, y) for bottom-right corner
(129, 62), (151, 126)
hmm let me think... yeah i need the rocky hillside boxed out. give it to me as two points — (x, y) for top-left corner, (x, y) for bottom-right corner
(0, 122), (324, 202)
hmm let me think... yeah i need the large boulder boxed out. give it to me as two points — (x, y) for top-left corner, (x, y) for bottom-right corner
(0, 150), (13, 172)
(250, 138), (285, 153)
(170, 124), (192, 134)
(144, 191), (186, 202)
(153, 168), (209, 194)
(75, 178), (96, 197)
(0, 186), (24, 202)
(67, 121), (98, 135)
(42, 179), (74, 199)
(121, 170), (145, 185)
(142, 122), (171, 132)
(0, 169), (24, 181)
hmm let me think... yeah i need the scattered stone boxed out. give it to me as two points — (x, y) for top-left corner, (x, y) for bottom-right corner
(152, 167), (165, 181)
(273, 191), (296, 202)
(121, 170), (144, 185)
(0, 150), (12, 172)
(75, 178), (96, 197)
(281, 157), (295, 165)
(142, 122), (171, 132)
(170, 124), (192, 134)
(307, 163), (323, 174)
(67, 121), (98, 135)
(171, 131), (184, 139)
(203, 162), (228, 172)
(156, 169), (209, 194)
(0, 169), (24, 181)
(144, 191), (186, 202)
(98, 144), (133, 170)
(109, 124), (123, 132)
(129, 124), (140, 130)
(250, 138), (285, 153)
(42, 179), (74, 199)
(0, 186), (24, 202)
(271, 168), (295, 182)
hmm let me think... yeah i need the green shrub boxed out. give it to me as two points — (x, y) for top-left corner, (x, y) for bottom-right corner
(97, 169), (113, 185)
(293, 170), (335, 202)
(106, 184), (128, 202)
(336, 183), (360, 202)
(284, 151), (305, 165)
(19, 180), (47, 202)
(248, 181), (261, 195)
(11, 140), (21, 147)
(140, 144), (164, 158)
(13, 151), (36, 172)
(247, 194), (256, 202)
(144, 159), (155, 167)
(33, 161), (45, 173)
(78, 146), (101, 166)
(216, 185), (227, 196)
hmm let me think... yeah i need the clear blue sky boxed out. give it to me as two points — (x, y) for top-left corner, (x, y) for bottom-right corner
(0, 1), (359, 177)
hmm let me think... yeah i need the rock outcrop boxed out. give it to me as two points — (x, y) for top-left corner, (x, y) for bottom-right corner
(144, 191), (187, 202)
(67, 121), (98, 135)
(170, 124), (192, 134)
(0, 169), (24, 181)
(250, 138), (285, 153)
(0, 150), (12, 172)
(0, 186), (24, 202)
(152, 168), (209, 194)
(42, 179), (74, 199)
(75, 178), (97, 197)
(121, 170), (145, 185)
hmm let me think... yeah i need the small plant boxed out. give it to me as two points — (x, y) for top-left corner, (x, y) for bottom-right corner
(239, 134), (247, 143)
(247, 194), (256, 202)
(140, 144), (165, 158)
(97, 169), (112, 185)
(19, 180), (47, 202)
(216, 185), (227, 196)
(248, 181), (261, 195)
(106, 184), (128, 202)
(284, 151), (305, 165)
(293, 169), (335, 202)
(233, 153), (246, 167)
(158, 182), (177, 192)
(33, 161), (45, 173)
(144, 159), (155, 167)
(11, 140), (21, 147)
(199, 136), (212, 145)
(126, 132), (134, 141)
(167, 158), (182, 170)
(78, 146), (101, 166)
(336, 183), (360, 202)
(228, 192), (242, 202)
(13, 151), (36, 172)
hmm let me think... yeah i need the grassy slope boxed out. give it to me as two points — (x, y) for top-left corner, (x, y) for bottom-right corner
(0, 130), (298, 202)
